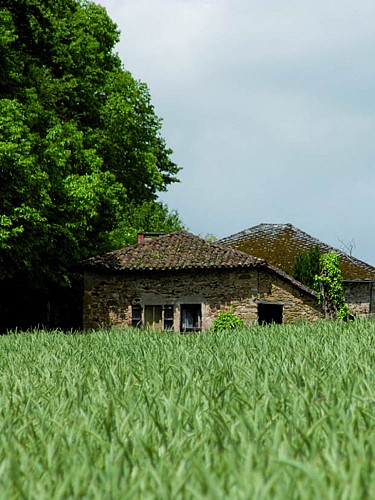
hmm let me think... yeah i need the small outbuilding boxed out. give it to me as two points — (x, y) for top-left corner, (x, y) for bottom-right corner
(219, 223), (375, 316)
(81, 231), (322, 331)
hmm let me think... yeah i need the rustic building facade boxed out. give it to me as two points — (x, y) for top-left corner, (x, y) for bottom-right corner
(82, 232), (322, 331)
(219, 223), (375, 317)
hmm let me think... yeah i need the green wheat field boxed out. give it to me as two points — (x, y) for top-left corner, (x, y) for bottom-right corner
(0, 321), (374, 499)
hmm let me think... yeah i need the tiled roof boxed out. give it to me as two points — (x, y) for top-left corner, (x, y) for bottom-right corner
(82, 231), (266, 272)
(219, 223), (375, 280)
(82, 230), (318, 298)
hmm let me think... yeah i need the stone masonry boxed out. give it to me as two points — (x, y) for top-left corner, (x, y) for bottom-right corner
(83, 267), (322, 330)
(344, 280), (375, 316)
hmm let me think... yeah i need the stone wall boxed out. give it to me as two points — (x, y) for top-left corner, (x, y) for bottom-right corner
(258, 271), (323, 323)
(83, 267), (322, 330)
(344, 281), (374, 316)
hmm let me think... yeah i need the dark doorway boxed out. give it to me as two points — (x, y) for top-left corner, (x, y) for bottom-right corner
(258, 303), (283, 325)
(180, 304), (201, 332)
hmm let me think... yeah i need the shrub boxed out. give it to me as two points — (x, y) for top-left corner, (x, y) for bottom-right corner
(212, 307), (243, 331)
(293, 246), (321, 289)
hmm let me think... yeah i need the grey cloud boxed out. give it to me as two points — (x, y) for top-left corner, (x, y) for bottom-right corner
(98, 0), (375, 263)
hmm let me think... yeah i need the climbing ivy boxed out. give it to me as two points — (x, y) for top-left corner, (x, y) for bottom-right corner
(314, 252), (351, 320)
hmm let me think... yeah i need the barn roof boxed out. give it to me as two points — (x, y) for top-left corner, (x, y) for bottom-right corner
(219, 223), (375, 280)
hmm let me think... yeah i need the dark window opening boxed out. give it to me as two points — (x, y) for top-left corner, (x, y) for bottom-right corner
(258, 303), (283, 325)
(180, 304), (201, 332)
(131, 304), (142, 327)
(163, 305), (174, 330)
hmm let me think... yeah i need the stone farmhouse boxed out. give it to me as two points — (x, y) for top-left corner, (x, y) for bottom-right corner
(82, 231), (322, 331)
(219, 223), (375, 316)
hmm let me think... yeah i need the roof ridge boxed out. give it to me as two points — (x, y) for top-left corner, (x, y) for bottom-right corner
(81, 231), (266, 272)
(218, 223), (375, 278)
(218, 223), (294, 242)
(219, 223), (363, 261)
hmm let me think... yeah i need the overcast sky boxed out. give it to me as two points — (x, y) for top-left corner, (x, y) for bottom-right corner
(97, 0), (375, 264)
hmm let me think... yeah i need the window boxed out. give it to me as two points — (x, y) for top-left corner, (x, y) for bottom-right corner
(258, 303), (283, 325)
(145, 305), (163, 330)
(163, 305), (174, 330)
(131, 304), (142, 327)
(133, 304), (174, 330)
(180, 304), (201, 332)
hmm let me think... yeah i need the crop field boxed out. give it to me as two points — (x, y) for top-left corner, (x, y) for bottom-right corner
(0, 321), (374, 499)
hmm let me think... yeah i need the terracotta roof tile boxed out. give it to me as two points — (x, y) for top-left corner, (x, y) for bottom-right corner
(82, 231), (318, 298)
(82, 231), (266, 272)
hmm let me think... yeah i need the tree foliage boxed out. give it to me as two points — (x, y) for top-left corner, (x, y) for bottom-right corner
(109, 201), (185, 249)
(293, 246), (321, 289)
(0, 0), (180, 287)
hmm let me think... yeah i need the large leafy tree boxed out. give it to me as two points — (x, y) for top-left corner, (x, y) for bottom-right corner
(0, 0), (180, 288)
(109, 201), (185, 250)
